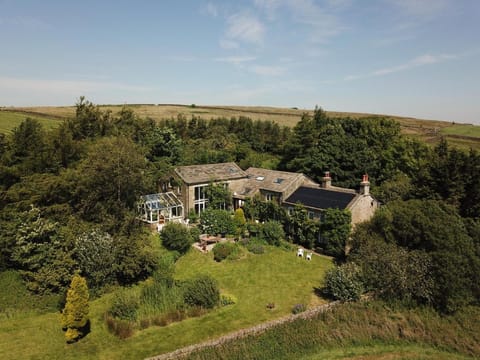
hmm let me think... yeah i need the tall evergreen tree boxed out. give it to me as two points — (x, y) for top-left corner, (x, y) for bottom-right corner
(62, 273), (90, 343)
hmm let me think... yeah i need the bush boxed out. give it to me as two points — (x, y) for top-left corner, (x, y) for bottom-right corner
(183, 275), (220, 309)
(220, 294), (237, 306)
(323, 263), (364, 301)
(161, 222), (193, 254)
(260, 220), (285, 246)
(292, 303), (307, 314)
(188, 209), (199, 224)
(200, 209), (235, 236)
(213, 242), (240, 262)
(105, 314), (135, 339)
(109, 290), (139, 321)
(245, 238), (266, 254)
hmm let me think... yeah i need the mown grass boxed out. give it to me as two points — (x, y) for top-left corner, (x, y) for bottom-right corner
(185, 301), (480, 360)
(0, 246), (332, 359)
(0, 110), (62, 133)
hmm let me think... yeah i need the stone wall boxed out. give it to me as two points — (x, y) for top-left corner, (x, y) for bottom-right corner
(146, 301), (339, 360)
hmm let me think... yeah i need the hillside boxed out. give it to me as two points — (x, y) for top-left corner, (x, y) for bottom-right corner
(1, 104), (479, 150)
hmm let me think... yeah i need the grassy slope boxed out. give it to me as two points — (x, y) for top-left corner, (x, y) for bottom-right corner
(0, 110), (62, 133)
(8, 104), (480, 150)
(0, 247), (332, 359)
(185, 301), (480, 360)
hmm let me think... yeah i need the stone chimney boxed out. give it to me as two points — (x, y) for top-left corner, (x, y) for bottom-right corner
(321, 171), (332, 188)
(360, 174), (370, 195)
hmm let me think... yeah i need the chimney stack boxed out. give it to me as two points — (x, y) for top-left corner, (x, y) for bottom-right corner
(360, 174), (370, 195)
(321, 171), (332, 188)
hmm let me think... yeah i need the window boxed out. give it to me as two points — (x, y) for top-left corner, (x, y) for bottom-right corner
(308, 211), (315, 220)
(171, 206), (182, 217)
(194, 185), (207, 201)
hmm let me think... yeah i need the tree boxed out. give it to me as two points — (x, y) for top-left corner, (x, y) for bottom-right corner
(233, 208), (246, 239)
(74, 136), (148, 225)
(319, 209), (351, 259)
(205, 182), (232, 210)
(74, 230), (116, 291)
(323, 263), (364, 301)
(286, 204), (319, 248)
(142, 125), (183, 164)
(10, 207), (75, 294)
(62, 273), (90, 343)
(350, 199), (480, 313)
(260, 220), (285, 246)
(160, 222), (194, 254)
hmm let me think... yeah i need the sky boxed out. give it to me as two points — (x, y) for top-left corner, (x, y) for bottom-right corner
(0, 0), (479, 124)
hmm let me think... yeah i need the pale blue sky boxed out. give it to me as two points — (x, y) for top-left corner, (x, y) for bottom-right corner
(1, 0), (479, 123)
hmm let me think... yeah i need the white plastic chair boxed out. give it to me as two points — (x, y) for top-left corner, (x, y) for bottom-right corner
(306, 252), (312, 261)
(297, 248), (304, 257)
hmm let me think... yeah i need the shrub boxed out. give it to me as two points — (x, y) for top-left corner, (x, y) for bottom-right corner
(260, 220), (285, 246)
(247, 222), (260, 237)
(233, 208), (247, 239)
(323, 263), (364, 301)
(109, 290), (139, 321)
(292, 303), (307, 314)
(105, 314), (135, 339)
(183, 275), (220, 309)
(189, 226), (201, 243)
(245, 238), (266, 254)
(200, 209), (235, 236)
(220, 294), (237, 306)
(61, 274), (90, 343)
(188, 209), (199, 224)
(161, 222), (192, 254)
(213, 242), (240, 262)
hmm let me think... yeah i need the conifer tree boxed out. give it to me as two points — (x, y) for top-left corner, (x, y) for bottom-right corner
(61, 273), (90, 343)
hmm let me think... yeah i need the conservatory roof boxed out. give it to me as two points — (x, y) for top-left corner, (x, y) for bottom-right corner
(139, 192), (183, 210)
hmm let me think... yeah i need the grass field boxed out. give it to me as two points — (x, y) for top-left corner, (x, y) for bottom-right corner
(0, 110), (62, 133)
(0, 246), (332, 359)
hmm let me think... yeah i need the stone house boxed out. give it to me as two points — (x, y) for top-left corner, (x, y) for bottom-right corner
(138, 162), (379, 227)
(283, 172), (379, 225)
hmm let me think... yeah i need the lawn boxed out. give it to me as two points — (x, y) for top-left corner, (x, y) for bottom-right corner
(0, 246), (332, 359)
(0, 110), (62, 134)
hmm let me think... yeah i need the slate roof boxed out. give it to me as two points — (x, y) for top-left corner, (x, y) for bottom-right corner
(236, 167), (305, 197)
(174, 162), (247, 185)
(284, 186), (356, 210)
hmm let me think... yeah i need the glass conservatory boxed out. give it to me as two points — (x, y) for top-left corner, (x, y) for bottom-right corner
(137, 192), (184, 224)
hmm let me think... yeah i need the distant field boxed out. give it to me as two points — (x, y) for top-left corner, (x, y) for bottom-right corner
(0, 109), (62, 133)
(4, 104), (480, 150)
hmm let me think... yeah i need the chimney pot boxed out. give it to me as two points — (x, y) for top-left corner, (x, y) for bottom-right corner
(360, 174), (370, 195)
(322, 171), (332, 188)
